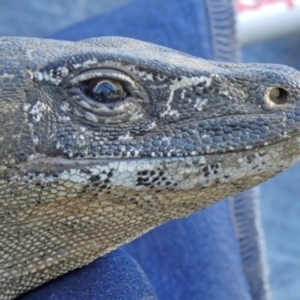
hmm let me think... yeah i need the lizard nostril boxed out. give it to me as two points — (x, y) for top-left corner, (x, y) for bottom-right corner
(268, 87), (289, 105)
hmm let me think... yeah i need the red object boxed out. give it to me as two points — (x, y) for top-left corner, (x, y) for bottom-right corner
(237, 0), (294, 12)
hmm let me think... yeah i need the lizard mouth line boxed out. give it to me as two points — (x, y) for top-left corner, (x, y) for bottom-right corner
(20, 137), (290, 167)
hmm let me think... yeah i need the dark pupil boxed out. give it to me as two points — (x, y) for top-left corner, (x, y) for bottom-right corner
(91, 80), (123, 103)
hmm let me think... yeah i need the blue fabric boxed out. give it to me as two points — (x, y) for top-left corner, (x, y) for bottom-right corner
(21, 250), (157, 300)
(52, 0), (213, 59)
(123, 201), (251, 300)
(21, 0), (258, 299)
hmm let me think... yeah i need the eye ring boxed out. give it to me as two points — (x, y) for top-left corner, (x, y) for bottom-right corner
(70, 68), (135, 86)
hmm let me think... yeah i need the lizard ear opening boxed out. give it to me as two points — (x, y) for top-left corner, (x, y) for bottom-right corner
(268, 87), (288, 105)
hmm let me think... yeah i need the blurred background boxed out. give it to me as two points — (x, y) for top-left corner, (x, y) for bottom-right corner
(1, 0), (300, 299)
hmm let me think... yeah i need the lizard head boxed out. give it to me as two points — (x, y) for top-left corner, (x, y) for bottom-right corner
(1, 37), (300, 162)
(1, 36), (300, 297)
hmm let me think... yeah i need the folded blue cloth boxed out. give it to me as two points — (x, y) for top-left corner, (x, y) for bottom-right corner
(21, 0), (268, 299)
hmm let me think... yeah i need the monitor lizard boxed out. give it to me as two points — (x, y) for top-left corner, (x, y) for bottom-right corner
(1, 36), (300, 299)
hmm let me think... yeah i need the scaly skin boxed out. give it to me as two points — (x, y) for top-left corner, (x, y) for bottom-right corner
(1, 36), (300, 298)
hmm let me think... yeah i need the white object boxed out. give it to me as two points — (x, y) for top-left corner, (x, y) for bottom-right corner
(237, 0), (300, 45)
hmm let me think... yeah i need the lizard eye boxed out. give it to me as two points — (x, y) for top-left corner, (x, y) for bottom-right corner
(84, 79), (126, 103)
(66, 68), (149, 124)
(70, 68), (133, 107)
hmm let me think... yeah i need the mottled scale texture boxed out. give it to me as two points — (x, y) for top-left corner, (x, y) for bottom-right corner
(1, 36), (300, 299)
